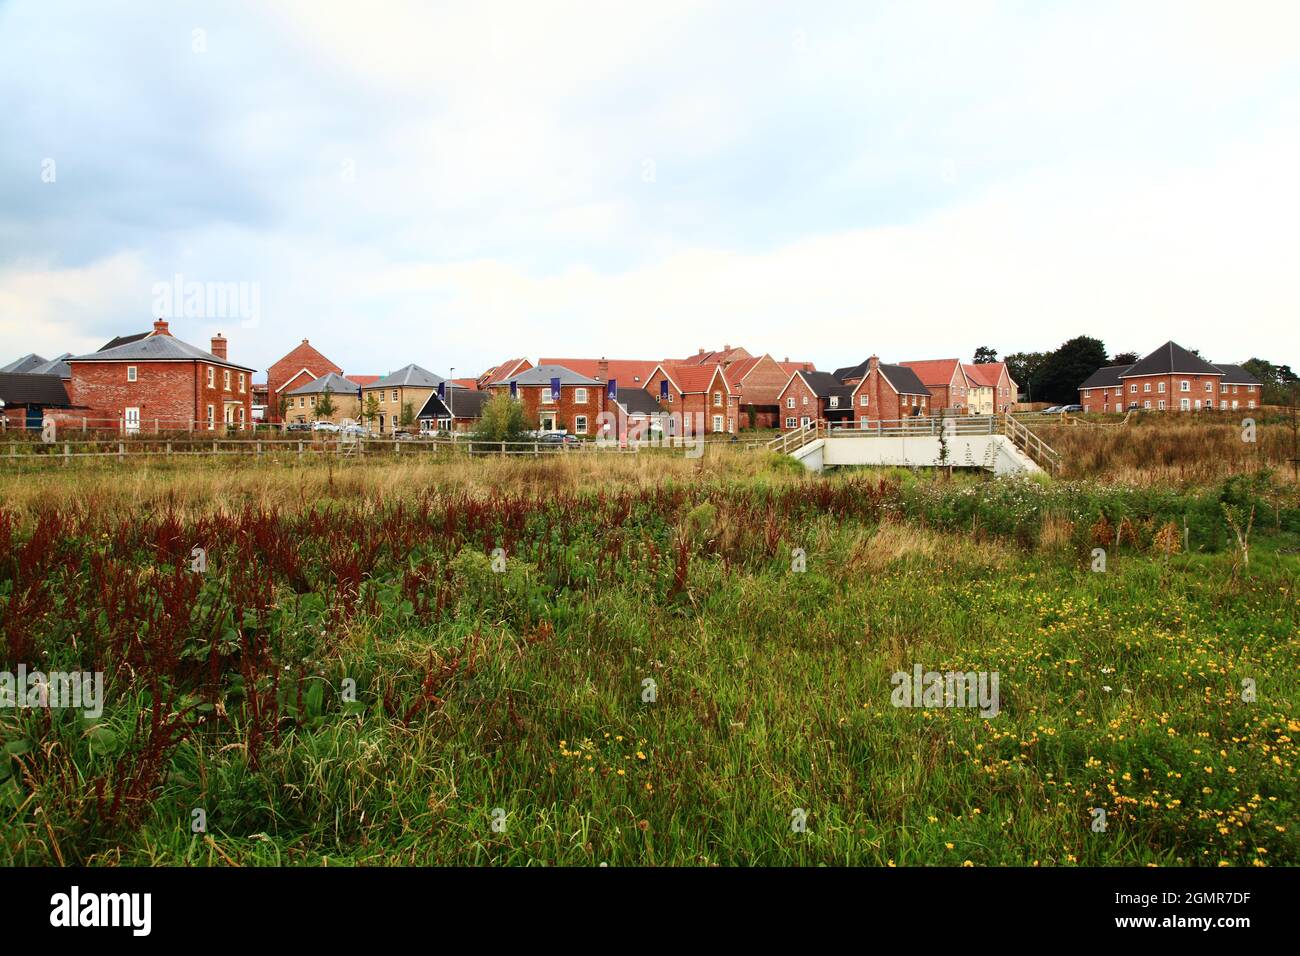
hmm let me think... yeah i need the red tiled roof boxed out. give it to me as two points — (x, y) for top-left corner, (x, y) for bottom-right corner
(900, 359), (964, 386)
(675, 346), (752, 366)
(451, 378), (479, 390)
(478, 358), (530, 387)
(538, 357), (659, 384)
(346, 374), (381, 387)
(661, 363), (727, 393)
(778, 360), (815, 375)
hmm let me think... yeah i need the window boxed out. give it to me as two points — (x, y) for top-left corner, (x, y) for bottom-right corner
(1232, 385), (1239, 394)
(392, 390), (398, 402)
(127, 366), (137, 382)
(223, 369), (231, 391)
(1143, 400), (1151, 409)
(1130, 383), (1138, 393)
(786, 397), (795, 409)
(206, 404), (215, 429)
(1180, 398), (1190, 410)
(1204, 381), (1213, 392)
(574, 415), (587, 434)
(1248, 385), (1256, 392)
(802, 395), (809, 406)
(1143, 382), (1151, 392)
(574, 388), (588, 404)
(666, 392), (673, 403)
(207, 366), (215, 388)
(1221, 383), (1228, 394)
(1083, 389), (1091, 398)
(1157, 382), (1165, 393)
(829, 396), (839, 408)
(712, 414), (723, 432)
(1180, 380), (1189, 392)
(859, 394), (868, 406)
(785, 417), (796, 429)
(238, 406), (245, 427)
(1232, 400), (1239, 409)
(1247, 400), (1255, 409)
(1114, 387), (1122, 397)
(1157, 400), (1166, 410)
(239, 373), (246, 393)
(713, 391), (722, 407)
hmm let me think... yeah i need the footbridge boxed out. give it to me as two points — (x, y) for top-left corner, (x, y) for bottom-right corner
(767, 415), (1060, 476)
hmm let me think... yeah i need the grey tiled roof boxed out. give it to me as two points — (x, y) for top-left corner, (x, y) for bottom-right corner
(368, 364), (445, 389)
(1121, 341), (1220, 378)
(286, 372), (359, 395)
(0, 373), (72, 407)
(877, 363), (930, 396)
(500, 364), (601, 387)
(69, 334), (255, 371)
(0, 354), (48, 374)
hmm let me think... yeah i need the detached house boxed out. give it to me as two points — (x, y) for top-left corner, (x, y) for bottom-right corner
(538, 357), (660, 389)
(777, 370), (854, 430)
(362, 364), (445, 434)
(489, 364), (607, 436)
(267, 339), (342, 423)
(837, 357), (931, 422)
(644, 363), (735, 435)
(66, 320), (254, 432)
(1079, 341), (1263, 412)
(284, 372), (361, 424)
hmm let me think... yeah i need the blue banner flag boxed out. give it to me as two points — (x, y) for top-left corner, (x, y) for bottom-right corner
(607, 378), (618, 400)
(659, 379), (669, 400)
(437, 381), (446, 400)
(510, 381), (518, 399)
(550, 377), (561, 402)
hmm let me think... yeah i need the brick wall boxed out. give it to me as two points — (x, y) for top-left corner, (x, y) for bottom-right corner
(69, 360), (253, 431)
(491, 383), (609, 435)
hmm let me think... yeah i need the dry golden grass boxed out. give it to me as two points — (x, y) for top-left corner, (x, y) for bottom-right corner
(1038, 417), (1298, 485)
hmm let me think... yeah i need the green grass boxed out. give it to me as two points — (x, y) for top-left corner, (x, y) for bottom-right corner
(0, 462), (1295, 866)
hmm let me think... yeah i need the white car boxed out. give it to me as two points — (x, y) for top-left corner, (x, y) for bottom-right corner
(312, 421), (341, 432)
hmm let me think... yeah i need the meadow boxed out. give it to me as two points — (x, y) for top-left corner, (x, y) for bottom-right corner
(0, 445), (1296, 866)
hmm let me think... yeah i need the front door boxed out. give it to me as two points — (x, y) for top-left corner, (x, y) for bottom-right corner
(124, 407), (140, 434)
(26, 406), (43, 431)
(541, 412), (557, 432)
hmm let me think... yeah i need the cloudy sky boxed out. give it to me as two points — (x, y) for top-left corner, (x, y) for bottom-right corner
(1, 0), (1297, 379)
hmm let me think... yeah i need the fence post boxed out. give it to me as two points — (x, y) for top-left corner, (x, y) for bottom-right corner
(63, 442), (70, 465)
(118, 442), (125, 462)
(256, 440), (262, 458)
(500, 441), (506, 455)
(212, 441), (217, 454)
(394, 439), (400, 455)
(298, 441), (303, 459)
(166, 441), (171, 458)
(534, 442), (539, 456)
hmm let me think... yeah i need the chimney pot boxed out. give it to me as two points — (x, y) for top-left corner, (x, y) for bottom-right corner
(211, 333), (228, 361)
(152, 318), (170, 335)
(868, 355), (880, 370)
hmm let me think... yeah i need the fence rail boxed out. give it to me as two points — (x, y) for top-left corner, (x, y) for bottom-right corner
(0, 434), (765, 464)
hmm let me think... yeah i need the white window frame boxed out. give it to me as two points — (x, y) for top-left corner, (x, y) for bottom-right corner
(786, 397), (795, 409)
(1180, 398), (1190, 410)
(785, 417), (796, 429)
(127, 366), (137, 382)
(829, 395), (839, 408)
(573, 414), (588, 434)
(206, 404), (215, 429)
(574, 388), (588, 404)
(712, 414), (723, 432)
(224, 369), (231, 391)
(713, 391), (722, 407)
(207, 366), (215, 388)
(1180, 380), (1190, 392)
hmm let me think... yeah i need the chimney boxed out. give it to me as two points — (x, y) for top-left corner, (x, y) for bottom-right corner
(597, 356), (609, 382)
(698, 348), (704, 355)
(211, 333), (228, 361)
(152, 318), (170, 336)
(784, 356), (789, 363)
(724, 343), (730, 351)
(868, 354), (880, 371)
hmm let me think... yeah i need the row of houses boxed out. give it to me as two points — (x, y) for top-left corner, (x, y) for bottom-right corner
(0, 326), (1262, 435)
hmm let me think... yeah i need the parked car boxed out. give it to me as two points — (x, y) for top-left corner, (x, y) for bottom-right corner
(1061, 404), (1083, 413)
(312, 421), (340, 432)
(540, 432), (579, 444)
(340, 424), (371, 437)
(285, 422), (311, 432)
(1042, 406), (1063, 414)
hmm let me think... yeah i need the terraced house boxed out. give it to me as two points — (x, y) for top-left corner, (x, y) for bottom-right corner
(899, 358), (972, 414)
(1078, 341), (1263, 413)
(777, 370), (854, 430)
(644, 363), (735, 435)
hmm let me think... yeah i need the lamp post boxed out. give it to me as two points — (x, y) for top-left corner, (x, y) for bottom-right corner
(448, 367), (454, 439)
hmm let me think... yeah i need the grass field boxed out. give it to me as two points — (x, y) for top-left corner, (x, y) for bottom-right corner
(0, 447), (1296, 866)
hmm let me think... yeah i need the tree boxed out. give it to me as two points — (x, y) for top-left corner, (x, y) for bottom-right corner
(1004, 351), (1050, 401)
(1036, 336), (1108, 404)
(973, 346), (998, 364)
(277, 395), (289, 422)
(1241, 358), (1300, 405)
(315, 386), (336, 419)
(472, 393), (535, 442)
(1110, 351), (1138, 366)
(362, 394), (381, 427)
(400, 402), (415, 430)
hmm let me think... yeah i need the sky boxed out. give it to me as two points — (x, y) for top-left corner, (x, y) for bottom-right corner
(1, 0), (1298, 380)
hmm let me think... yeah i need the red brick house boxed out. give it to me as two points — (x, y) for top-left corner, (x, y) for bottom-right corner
(966, 362), (1018, 413)
(723, 354), (803, 430)
(538, 357), (660, 390)
(838, 357), (932, 422)
(644, 363), (735, 435)
(267, 339), (342, 423)
(488, 363), (608, 436)
(1079, 341), (1262, 413)
(899, 359), (972, 414)
(674, 345), (752, 367)
(776, 370), (854, 431)
(67, 319), (255, 432)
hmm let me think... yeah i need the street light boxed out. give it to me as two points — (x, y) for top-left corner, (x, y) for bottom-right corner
(448, 367), (454, 439)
